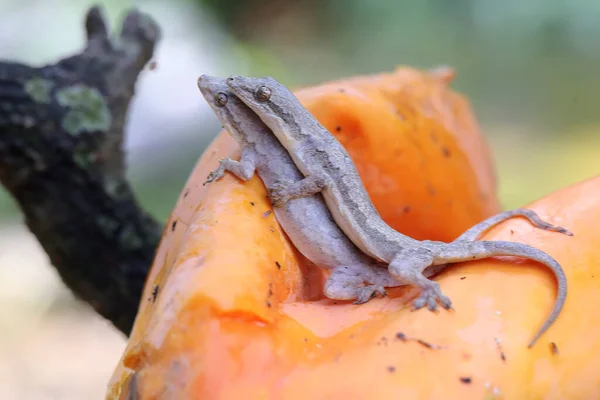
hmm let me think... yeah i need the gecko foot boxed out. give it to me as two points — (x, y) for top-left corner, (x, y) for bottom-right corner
(267, 182), (292, 207)
(353, 285), (387, 305)
(203, 161), (226, 186)
(413, 282), (452, 312)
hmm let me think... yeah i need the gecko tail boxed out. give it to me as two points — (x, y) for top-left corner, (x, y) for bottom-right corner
(442, 240), (566, 348)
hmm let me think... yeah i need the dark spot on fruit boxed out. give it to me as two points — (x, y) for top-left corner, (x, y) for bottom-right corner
(151, 285), (159, 303)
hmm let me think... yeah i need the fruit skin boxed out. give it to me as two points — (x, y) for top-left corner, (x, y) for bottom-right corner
(110, 171), (600, 399)
(106, 66), (530, 399)
(293, 65), (500, 241)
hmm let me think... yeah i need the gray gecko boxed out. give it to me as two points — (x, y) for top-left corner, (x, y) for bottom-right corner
(225, 75), (571, 347)
(199, 74), (566, 307)
(199, 74), (413, 303)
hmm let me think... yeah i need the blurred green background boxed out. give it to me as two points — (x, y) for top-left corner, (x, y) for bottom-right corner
(0, 0), (598, 398)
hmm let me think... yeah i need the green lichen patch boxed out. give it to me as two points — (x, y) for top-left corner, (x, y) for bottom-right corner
(24, 78), (54, 104)
(118, 224), (145, 250)
(73, 147), (94, 169)
(56, 85), (111, 135)
(105, 178), (127, 199)
(96, 215), (120, 236)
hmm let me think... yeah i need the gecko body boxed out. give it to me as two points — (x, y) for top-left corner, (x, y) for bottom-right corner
(225, 75), (571, 347)
(198, 75), (422, 302)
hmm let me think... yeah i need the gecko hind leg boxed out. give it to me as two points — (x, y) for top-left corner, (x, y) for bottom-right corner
(388, 247), (453, 311)
(408, 272), (453, 312)
(354, 286), (387, 305)
(324, 264), (400, 304)
(326, 262), (451, 305)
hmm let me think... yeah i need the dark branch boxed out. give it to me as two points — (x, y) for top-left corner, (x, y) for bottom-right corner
(0, 5), (163, 336)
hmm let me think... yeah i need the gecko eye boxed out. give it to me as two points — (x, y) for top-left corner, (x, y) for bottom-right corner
(215, 92), (228, 107)
(255, 86), (272, 102)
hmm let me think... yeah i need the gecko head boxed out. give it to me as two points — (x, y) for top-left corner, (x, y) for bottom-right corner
(226, 75), (295, 122)
(197, 74), (256, 142)
(197, 74), (232, 109)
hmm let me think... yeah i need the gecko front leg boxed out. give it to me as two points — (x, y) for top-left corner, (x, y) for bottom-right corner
(203, 147), (257, 185)
(324, 264), (394, 304)
(268, 174), (328, 207)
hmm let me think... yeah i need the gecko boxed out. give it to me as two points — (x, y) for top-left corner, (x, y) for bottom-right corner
(225, 75), (571, 347)
(198, 75), (565, 307)
(198, 74), (412, 303)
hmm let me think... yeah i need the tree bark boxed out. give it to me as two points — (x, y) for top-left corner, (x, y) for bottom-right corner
(0, 6), (162, 336)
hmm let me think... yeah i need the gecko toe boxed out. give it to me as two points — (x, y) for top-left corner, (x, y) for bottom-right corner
(374, 286), (387, 298)
(413, 283), (452, 312)
(353, 285), (386, 304)
(203, 173), (216, 186)
(438, 294), (453, 309)
(413, 297), (427, 309)
(427, 296), (438, 311)
(203, 165), (225, 186)
(354, 285), (387, 304)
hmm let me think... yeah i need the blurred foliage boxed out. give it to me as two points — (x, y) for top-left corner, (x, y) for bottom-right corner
(1, 0), (598, 221)
(196, 0), (600, 134)
(189, 0), (600, 210)
(131, 135), (215, 221)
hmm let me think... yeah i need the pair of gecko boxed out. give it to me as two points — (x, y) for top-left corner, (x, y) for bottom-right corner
(196, 74), (570, 348)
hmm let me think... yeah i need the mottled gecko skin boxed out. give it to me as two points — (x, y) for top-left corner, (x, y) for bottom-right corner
(198, 76), (544, 305)
(198, 75), (417, 303)
(225, 75), (571, 347)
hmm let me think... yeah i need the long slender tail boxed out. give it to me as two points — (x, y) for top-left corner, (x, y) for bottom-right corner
(455, 209), (573, 242)
(442, 240), (566, 348)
